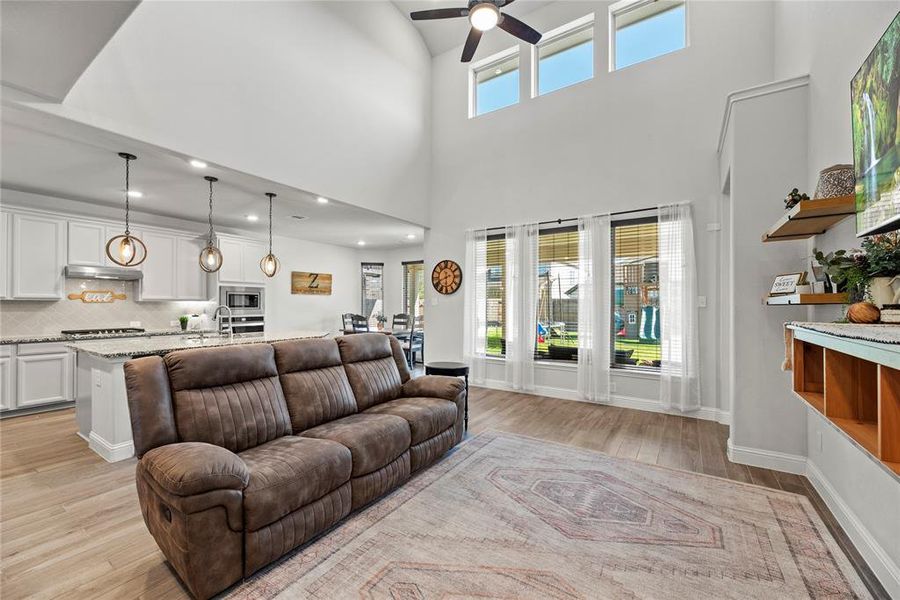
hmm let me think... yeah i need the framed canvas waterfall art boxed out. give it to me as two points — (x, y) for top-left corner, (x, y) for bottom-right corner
(852, 12), (900, 236)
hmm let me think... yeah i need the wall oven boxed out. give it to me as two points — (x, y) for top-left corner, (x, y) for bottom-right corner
(220, 314), (265, 336)
(220, 286), (264, 315)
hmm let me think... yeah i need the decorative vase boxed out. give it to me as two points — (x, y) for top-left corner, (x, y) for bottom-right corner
(814, 164), (855, 199)
(868, 276), (900, 308)
(377, 323), (384, 331)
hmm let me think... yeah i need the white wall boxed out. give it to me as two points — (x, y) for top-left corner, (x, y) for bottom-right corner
(424, 0), (776, 415)
(264, 235), (363, 334)
(53, 1), (432, 224)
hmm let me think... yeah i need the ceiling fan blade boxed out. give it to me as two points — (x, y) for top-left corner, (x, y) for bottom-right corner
(410, 7), (468, 20)
(498, 14), (542, 45)
(461, 27), (483, 62)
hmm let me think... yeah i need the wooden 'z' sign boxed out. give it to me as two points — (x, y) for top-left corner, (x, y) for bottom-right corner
(291, 272), (333, 296)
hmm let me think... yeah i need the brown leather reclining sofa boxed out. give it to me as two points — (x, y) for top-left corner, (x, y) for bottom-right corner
(123, 333), (465, 599)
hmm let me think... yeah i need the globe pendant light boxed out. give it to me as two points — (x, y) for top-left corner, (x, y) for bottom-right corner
(259, 192), (280, 278)
(198, 176), (223, 273)
(105, 152), (148, 267)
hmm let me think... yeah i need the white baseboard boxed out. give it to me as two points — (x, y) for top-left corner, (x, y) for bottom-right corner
(726, 438), (807, 475)
(88, 431), (134, 463)
(806, 460), (900, 599)
(479, 379), (731, 424)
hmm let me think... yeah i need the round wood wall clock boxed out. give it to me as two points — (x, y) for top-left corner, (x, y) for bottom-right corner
(432, 260), (462, 295)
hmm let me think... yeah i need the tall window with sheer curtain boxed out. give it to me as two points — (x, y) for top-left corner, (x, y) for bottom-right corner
(402, 261), (425, 327)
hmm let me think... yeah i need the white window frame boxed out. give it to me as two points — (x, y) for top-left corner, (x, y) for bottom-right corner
(468, 46), (520, 119)
(608, 0), (688, 72)
(530, 13), (595, 99)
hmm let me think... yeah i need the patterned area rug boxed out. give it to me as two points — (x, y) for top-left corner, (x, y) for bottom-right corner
(225, 431), (870, 599)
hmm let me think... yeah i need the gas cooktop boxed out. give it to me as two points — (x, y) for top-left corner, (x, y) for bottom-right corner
(61, 327), (146, 338)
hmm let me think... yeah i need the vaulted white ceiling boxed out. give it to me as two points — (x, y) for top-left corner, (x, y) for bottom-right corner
(393, 0), (553, 57)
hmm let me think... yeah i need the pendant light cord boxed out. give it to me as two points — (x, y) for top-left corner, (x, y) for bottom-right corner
(207, 178), (215, 244)
(123, 155), (131, 235)
(267, 193), (275, 254)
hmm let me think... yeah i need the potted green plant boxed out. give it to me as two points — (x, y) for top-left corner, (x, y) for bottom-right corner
(179, 315), (189, 331)
(861, 233), (900, 306)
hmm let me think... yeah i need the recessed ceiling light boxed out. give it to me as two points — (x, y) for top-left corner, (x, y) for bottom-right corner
(406, 234), (416, 240)
(126, 190), (143, 198)
(495, 67), (502, 75)
(189, 159), (208, 169)
(357, 240), (366, 246)
(317, 197), (329, 204)
(246, 214), (259, 222)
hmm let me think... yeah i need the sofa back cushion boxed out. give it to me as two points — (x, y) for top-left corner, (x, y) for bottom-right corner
(164, 344), (291, 453)
(124, 355), (179, 458)
(272, 338), (358, 431)
(336, 333), (402, 410)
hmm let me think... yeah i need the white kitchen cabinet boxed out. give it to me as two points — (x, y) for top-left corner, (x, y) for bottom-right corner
(139, 231), (177, 299)
(217, 236), (245, 283)
(217, 235), (267, 284)
(68, 220), (107, 266)
(15, 343), (74, 408)
(176, 236), (208, 300)
(0, 212), (9, 299)
(11, 213), (65, 299)
(0, 345), (13, 411)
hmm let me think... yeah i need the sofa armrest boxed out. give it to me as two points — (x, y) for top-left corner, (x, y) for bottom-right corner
(142, 442), (250, 497)
(402, 375), (465, 401)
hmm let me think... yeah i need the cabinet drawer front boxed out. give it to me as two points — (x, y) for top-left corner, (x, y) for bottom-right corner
(17, 342), (70, 356)
(16, 352), (73, 406)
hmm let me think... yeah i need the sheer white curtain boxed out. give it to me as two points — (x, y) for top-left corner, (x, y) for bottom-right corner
(658, 203), (700, 412)
(504, 224), (539, 391)
(576, 215), (612, 403)
(463, 229), (488, 384)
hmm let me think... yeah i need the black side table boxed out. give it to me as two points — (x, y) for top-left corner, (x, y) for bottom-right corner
(425, 361), (469, 431)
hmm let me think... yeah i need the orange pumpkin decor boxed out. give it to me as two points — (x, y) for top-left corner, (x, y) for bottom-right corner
(847, 302), (881, 324)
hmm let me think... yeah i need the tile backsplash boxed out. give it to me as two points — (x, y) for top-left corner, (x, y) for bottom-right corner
(0, 279), (215, 335)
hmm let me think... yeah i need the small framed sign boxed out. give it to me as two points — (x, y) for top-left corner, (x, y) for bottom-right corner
(769, 273), (805, 296)
(291, 272), (332, 295)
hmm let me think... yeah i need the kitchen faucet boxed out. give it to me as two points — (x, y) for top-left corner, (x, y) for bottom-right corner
(213, 305), (234, 342)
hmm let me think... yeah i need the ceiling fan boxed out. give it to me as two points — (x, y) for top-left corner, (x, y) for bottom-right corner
(410, 0), (542, 63)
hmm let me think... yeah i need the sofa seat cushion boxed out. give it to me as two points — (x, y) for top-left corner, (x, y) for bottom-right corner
(301, 413), (410, 477)
(364, 397), (457, 445)
(239, 436), (352, 531)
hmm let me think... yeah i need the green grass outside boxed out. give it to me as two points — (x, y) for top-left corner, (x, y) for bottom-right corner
(485, 327), (661, 362)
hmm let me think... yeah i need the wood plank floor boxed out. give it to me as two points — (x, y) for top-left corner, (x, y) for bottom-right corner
(0, 387), (888, 599)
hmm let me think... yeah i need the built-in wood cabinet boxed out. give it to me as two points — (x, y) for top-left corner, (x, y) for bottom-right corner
(10, 213), (65, 300)
(791, 327), (900, 476)
(217, 235), (267, 285)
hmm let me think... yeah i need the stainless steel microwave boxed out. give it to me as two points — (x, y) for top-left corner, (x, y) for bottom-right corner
(220, 286), (264, 315)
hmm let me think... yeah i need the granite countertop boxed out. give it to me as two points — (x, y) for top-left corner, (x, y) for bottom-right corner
(0, 328), (219, 345)
(67, 330), (331, 359)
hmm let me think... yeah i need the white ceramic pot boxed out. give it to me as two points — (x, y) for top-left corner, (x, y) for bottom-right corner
(867, 276), (900, 307)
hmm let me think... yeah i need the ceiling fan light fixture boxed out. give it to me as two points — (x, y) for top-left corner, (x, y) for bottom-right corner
(469, 2), (500, 31)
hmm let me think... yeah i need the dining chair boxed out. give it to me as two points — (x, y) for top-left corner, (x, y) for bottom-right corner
(350, 314), (370, 333)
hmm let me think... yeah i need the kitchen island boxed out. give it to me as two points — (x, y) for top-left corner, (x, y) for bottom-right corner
(67, 330), (329, 462)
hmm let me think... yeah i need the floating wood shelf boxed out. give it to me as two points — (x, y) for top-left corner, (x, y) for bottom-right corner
(765, 292), (849, 305)
(790, 326), (900, 478)
(762, 195), (856, 242)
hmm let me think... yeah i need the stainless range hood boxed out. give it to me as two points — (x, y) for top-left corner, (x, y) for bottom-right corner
(64, 265), (143, 281)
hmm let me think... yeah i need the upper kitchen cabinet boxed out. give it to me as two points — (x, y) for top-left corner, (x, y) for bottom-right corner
(68, 220), (129, 268)
(0, 212), (9, 299)
(10, 213), (66, 300)
(138, 230), (208, 301)
(217, 235), (267, 285)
